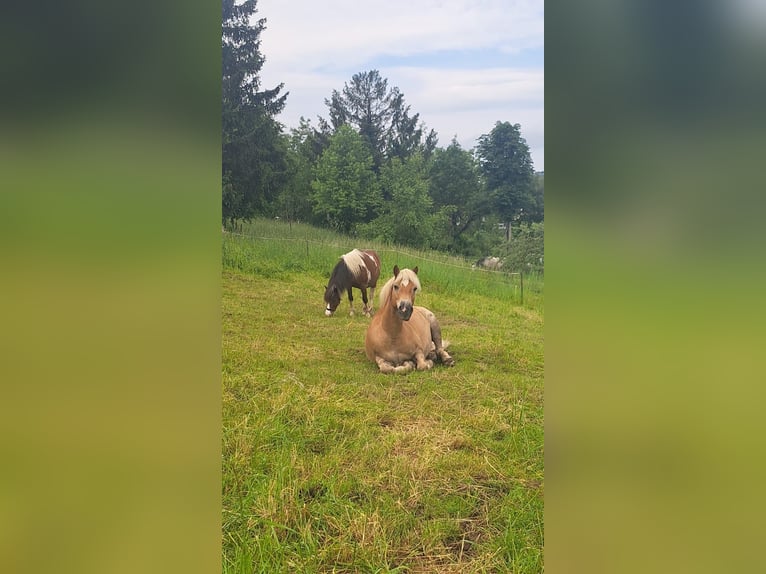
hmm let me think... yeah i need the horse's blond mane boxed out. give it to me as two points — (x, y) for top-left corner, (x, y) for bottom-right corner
(378, 268), (421, 307)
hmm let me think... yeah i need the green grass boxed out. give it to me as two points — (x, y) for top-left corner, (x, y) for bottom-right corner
(222, 219), (544, 573)
(223, 218), (543, 313)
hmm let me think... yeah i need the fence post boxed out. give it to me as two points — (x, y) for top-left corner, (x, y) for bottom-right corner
(520, 271), (524, 305)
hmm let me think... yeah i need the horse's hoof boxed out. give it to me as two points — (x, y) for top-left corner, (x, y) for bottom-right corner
(395, 361), (415, 374)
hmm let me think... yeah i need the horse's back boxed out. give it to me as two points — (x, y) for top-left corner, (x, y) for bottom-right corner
(360, 249), (381, 285)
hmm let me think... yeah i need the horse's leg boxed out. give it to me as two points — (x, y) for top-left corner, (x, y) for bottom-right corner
(395, 361), (416, 374)
(414, 351), (434, 371)
(360, 288), (370, 316)
(368, 285), (376, 315)
(424, 310), (455, 366)
(375, 356), (415, 374)
(347, 288), (355, 316)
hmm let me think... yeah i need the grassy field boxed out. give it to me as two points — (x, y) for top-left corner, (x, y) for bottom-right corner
(222, 219), (544, 573)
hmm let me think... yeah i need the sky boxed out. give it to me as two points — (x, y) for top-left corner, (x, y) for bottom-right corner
(256, 0), (544, 172)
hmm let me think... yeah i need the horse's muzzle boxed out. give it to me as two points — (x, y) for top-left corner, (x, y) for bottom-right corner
(325, 306), (333, 317)
(397, 302), (413, 321)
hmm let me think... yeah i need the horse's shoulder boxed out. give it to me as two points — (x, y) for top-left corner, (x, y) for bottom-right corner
(413, 305), (434, 318)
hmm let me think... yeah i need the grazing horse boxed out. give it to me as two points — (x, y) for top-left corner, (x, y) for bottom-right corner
(324, 249), (381, 317)
(474, 256), (503, 270)
(365, 266), (455, 374)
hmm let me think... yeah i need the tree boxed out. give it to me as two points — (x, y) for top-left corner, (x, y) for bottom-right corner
(276, 118), (331, 224)
(475, 122), (536, 241)
(360, 154), (434, 247)
(387, 91), (438, 163)
(502, 221), (544, 274)
(325, 70), (436, 172)
(428, 138), (488, 252)
(311, 125), (381, 234)
(222, 0), (288, 224)
(526, 171), (544, 223)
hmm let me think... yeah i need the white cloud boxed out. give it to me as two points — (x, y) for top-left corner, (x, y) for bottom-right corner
(384, 66), (543, 166)
(256, 0), (544, 169)
(259, 0), (542, 68)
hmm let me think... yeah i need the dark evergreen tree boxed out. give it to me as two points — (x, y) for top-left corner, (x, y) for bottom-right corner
(222, 0), (288, 224)
(325, 70), (435, 172)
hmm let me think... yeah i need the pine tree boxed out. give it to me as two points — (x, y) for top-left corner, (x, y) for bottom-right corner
(222, 0), (288, 224)
(325, 70), (435, 172)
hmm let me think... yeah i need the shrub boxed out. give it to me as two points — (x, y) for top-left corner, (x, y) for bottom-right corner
(502, 222), (544, 274)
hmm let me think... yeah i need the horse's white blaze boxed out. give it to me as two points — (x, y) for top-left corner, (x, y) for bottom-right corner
(378, 268), (421, 307)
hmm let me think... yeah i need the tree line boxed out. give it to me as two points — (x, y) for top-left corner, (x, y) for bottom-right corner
(222, 0), (543, 265)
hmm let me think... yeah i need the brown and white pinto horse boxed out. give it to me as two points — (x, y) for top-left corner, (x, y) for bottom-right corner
(365, 266), (455, 374)
(324, 249), (381, 317)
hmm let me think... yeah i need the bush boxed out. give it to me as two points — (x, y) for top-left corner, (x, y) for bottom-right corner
(502, 222), (544, 274)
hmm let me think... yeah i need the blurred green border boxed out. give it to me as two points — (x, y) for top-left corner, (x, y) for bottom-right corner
(4, 1), (766, 572)
(1, 2), (222, 573)
(547, 2), (766, 572)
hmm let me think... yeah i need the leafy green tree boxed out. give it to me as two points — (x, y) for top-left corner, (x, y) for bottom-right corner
(428, 138), (488, 252)
(476, 122), (536, 240)
(525, 172), (544, 223)
(311, 125), (380, 234)
(222, 0), (288, 224)
(325, 70), (436, 171)
(277, 142), (314, 225)
(360, 154), (434, 247)
(276, 118), (332, 224)
(502, 222), (544, 274)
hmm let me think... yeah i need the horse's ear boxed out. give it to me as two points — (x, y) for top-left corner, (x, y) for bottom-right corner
(393, 265), (400, 277)
(412, 266), (419, 275)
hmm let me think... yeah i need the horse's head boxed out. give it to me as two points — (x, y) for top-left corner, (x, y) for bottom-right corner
(389, 265), (420, 321)
(324, 284), (341, 316)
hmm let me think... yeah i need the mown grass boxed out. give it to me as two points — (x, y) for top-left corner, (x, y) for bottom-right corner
(222, 219), (544, 573)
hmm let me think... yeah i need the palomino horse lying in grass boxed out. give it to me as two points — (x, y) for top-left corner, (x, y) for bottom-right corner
(365, 266), (455, 374)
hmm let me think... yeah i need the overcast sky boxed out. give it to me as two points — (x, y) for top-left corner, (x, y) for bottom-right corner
(256, 0), (544, 172)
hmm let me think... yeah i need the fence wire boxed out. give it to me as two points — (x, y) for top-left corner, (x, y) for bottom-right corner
(222, 230), (520, 276)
